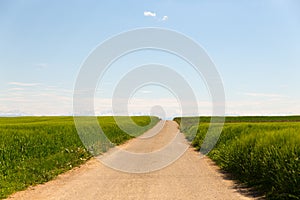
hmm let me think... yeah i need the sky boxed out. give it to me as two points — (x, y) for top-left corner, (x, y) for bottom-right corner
(0, 0), (300, 117)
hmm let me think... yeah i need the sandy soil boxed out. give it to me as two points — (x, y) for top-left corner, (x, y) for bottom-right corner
(7, 120), (257, 200)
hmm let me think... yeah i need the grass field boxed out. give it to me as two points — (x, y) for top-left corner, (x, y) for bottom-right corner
(0, 116), (159, 199)
(174, 116), (300, 200)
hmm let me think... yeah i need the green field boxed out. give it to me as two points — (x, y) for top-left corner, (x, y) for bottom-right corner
(0, 116), (159, 199)
(174, 116), (300, 200)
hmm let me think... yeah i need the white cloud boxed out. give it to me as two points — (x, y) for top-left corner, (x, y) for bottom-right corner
(162, 16), (168, 21)
(8, 82), (40, 87)
(144, 11), (156, 17)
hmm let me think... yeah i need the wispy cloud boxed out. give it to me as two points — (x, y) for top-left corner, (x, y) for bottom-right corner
(226, 99), (300, 116)
(35, 63), (48, 69)
(243, 92), (285, 98)
(141, 90), (152, 94)
(8, 82), (40, 87)
(144, 11), (156, 17)
(93, 97), (213, 117)
(161, 16), (168, 21)
(8, 87), (25, 91)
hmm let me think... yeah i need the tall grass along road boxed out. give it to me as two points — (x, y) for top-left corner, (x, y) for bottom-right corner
(7, 120), (253, 200)
(174, 116), (300, 200)
(0, 116), (159, 199)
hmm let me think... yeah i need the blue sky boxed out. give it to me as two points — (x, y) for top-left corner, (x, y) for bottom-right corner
(0, 0), (300, 117)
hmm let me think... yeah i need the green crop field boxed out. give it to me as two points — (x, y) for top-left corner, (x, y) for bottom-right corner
(0, 116), (159, 199)
(174, 116), (300, 200)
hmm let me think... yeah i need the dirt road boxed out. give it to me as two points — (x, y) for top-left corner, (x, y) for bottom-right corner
(8, 121), (255, 200)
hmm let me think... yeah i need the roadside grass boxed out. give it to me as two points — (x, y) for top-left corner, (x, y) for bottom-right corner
(0, 116), (159, 199)
(174, 116), (300, 200)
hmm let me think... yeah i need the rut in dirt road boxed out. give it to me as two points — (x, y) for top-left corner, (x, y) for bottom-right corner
(8, 120), (255, 200)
